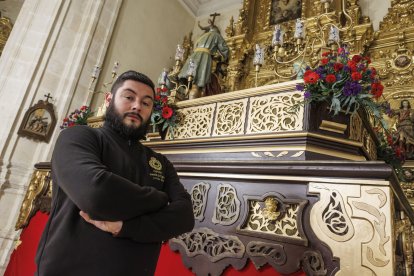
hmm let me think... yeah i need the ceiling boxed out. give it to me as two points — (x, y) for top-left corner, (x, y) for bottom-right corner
(178, 0), (243, 17)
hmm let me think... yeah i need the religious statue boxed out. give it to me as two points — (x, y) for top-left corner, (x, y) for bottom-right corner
(178, 12), (229, 99)
(390, 99), (414, 155)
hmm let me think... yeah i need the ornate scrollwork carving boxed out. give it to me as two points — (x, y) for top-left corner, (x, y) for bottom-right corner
(349, 113), (363, 142)
(394, 216), (414, 275)
(302, 250), (327, 276)
(321, 190), (353, 240)
(240, 195), (307, 243)
(246, 241), (287, 266)
(172, 103), (215, 139)
(311, 185), (355, 242)
(190, 182), (210, 221)
(0, 16), (12, 56)
(15, 169), (52, 230)
(378, 46), (414, 88)
(246, 91), (304, 134)
(352, 188), (391, 268)
(378, 0), (414, 32)
(362, 128), (377, 160)
(212, 183), (241, 225)
(309, 183), (394, 275)
(169, 227), (245, 262)
(213, 99), (248, 136)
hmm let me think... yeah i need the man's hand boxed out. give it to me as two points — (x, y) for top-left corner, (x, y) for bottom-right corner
(80, 211), (123, 235)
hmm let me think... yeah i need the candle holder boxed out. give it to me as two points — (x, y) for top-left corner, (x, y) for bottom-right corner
(270, 0), (352, 80)
(253, 44), (264, 87)
(91, 61), (120, 117)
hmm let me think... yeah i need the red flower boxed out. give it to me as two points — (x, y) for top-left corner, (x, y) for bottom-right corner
(396, 147), (402, 158)
(80, 105), (87, 110)
(338, 48), (345, 54)
(162, 106), (173, 119)
(371, 82), (384, 98)
(325, 74), (336, 83)
(386, 135), (393, 146)
(321, 58), (329, 65)
(333, 63), (343, 72)
(347, 60), (357, 71)
(63, 117), (69, 122)
(68, 122), (75, 127)
(156, 87), (161, 93)
(364, 56), (371, 64)
(370, 67), (377, 79)
(351, 72), (362, 81)
(155, 95), (161, 101)
(303, 71), (320, 84)
(322, 51), (331, 57)
(352, 55), (362, 63)
(162, 97), (168, 103)
(161, 87), (168, 92)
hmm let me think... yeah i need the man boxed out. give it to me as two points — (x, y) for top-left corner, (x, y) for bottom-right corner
(35, 71), (195, 276)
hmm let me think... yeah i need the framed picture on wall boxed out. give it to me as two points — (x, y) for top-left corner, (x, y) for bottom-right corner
(270, 0), (302, 25)
(18, 97), (57, 142)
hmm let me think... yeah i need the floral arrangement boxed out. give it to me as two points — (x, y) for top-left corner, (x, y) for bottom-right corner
(297, 47), (385, 119)
(60, 105), (92, 129)
(296, 47), (409, 176)
(151, 87), (177, 137)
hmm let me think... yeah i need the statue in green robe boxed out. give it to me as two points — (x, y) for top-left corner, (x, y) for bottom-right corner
(178, 15), (229, 99)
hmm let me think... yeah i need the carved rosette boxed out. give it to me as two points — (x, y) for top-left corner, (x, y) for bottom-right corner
(213, 99), (248, 136)
(190, 182), (211, 221)
(246, 91), (304, 134)
(172, 103), (215, 139)
(309, 183), (394, 275)
(212, 183), (241, 226)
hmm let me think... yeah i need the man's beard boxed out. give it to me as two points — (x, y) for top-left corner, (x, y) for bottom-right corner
(104, 101), (149, 140)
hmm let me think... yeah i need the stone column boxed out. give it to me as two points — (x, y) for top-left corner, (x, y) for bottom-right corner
(0, 0), (122, 273)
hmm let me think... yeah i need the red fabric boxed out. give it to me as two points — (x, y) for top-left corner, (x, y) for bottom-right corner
(155, 243), (305, 276)
(5, 211), (49, 276)
(5, 213), (305, 276)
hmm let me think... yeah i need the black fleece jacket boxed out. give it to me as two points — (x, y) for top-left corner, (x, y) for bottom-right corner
(35, 124), (194, 276)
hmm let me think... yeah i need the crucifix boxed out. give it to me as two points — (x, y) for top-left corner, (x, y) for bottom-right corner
(44, 93), (53, 103)
(210, 12), (221, 25)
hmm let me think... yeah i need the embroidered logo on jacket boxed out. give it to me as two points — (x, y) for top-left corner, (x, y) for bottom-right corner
(149, 157), (165, 182)
(149, 157), (162, 170)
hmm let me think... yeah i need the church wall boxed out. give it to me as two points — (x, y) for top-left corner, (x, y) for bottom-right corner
(0, 0), (123, 273)
(91, 0), (195, 111)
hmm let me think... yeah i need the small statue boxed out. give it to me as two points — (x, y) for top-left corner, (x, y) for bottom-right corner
(262, 197), (280, 221)
(390, 99), (414, 155)
(178, 13), (229, 99)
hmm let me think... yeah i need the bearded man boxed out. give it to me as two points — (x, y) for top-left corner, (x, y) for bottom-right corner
(35, 70), (194, 276)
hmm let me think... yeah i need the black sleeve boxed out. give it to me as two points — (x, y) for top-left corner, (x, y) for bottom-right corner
(52, 126), (168, 221)
(116, 157), (194, 242)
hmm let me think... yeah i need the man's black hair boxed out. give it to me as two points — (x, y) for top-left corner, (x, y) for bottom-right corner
(111, 70), (155, 96)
